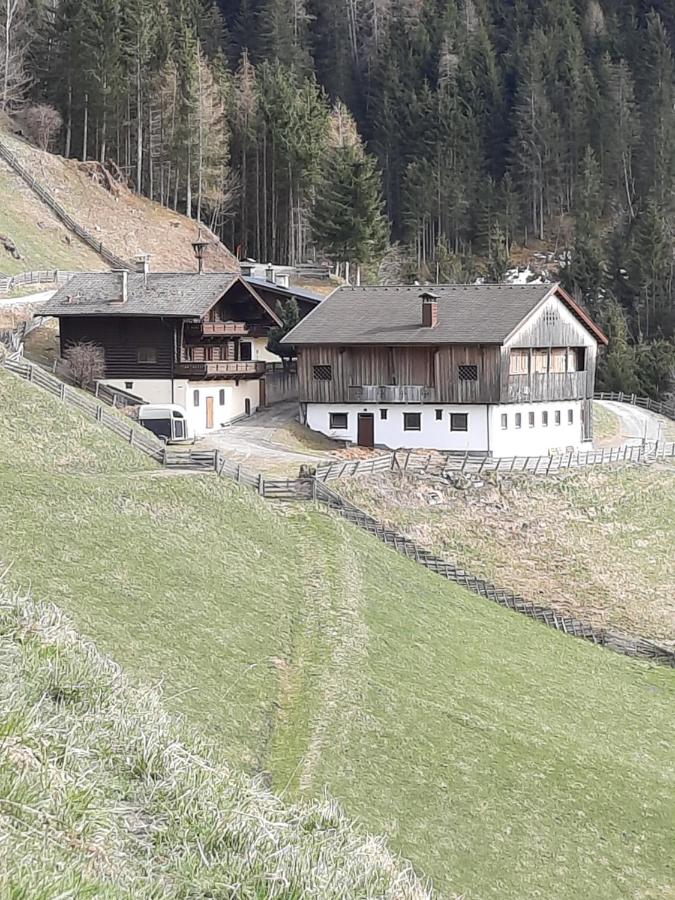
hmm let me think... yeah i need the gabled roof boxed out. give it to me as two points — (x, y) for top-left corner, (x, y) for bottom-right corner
(244, 277), (325, 305)
(283, 283), (608, 345)
(41, 273), (281, 326)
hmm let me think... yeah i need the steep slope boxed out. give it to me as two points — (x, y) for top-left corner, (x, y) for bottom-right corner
(0, 368), (674, 899)
(0, 130), (238, 274)
(0, 590), (430, 898)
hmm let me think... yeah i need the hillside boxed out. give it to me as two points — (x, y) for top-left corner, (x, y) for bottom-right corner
(0, 589), (429, 898)
(0, 130), (238, 275)
(1, 368), (674, 898)
(337, 466), (675, 649)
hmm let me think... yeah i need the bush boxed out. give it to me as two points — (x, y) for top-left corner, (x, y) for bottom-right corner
(20, 104), (63, 150)
(63, 341), (105, 389)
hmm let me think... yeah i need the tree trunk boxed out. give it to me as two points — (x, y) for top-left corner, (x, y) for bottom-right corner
(82, 92), (88, 161)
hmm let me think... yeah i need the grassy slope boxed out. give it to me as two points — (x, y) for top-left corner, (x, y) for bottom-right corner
(0, 591), (430, 899)
(1, 369), (674, 899)
(0, 163), (106, 275)
(337, 467), (675, 649)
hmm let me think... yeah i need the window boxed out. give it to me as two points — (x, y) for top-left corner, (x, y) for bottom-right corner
(543, 307), (558, 326)
(568, 409), (574, 425)
(404, 412), (422, 431)
(533, 349), (549, 374)
(313, 365), (332, 381)
(125, 381), (133, 390)
(239, 341), (252, 361)
(528, 411), (535, 427)
(555, 410), (561, 426)
(219, 389), (225, 406)
(501, 413), (508, 430)
(137, 347), (157, 364)
(380, 409), (388, 420)
(542, 411), (548, 427)
(515, 413), (522, 429)
(568, 348), (586, 372)
(509, 350), (529, 375)
(458, 365), (478, 381)
(330, 412), (348, 430)
(193, 390), (199, 407)
(450, 413), (468, 432)
(435, 409), (443, 420)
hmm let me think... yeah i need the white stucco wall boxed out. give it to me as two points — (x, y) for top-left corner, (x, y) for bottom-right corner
(104, 377), (261, 437)
(305, 404), (489, 451)
(488, 400), (585, 456)
(305, 400), (586, 456)
(252, 336), (280, 363)
(182, 379), (261, 436)
(102, 378), (183, 405)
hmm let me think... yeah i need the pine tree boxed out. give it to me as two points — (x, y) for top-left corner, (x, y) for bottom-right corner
(560, 146), (605, 311)
(311, 143), (388, 277)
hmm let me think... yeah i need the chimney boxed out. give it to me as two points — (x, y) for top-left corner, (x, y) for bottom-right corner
(240, 263), (254, 277)
(111, 269), (128, 303)
(276, 272), (290, 289)
(135, 254), (150, 285)
(420, 290), (439, 327)
(266, 263), (275, 284)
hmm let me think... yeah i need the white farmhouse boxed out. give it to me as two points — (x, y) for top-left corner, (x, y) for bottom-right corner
(283, 283), (608, 456)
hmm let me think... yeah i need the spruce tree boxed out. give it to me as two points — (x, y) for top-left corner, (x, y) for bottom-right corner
(311, 143), (388, 277)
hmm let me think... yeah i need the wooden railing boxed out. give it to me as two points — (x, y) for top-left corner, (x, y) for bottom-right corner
(595, 390), (675, 420)
(348, 384), (433, 403)
(0, 269), (77, 295)
(508, 371), (587, 402)
(176, 360), (266, 376)
(0, 139), (131, 271)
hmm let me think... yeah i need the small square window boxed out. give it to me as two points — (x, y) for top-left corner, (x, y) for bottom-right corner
(313, 365), (332, 381)
(568, 409), (574, 424)
(193, 390), (200, 407)
(125, 381), (133, 390)
(555, 410), (561, 426)
(403, 412), (421, 431)
(542, 411), (548, 427)
(380, 409), (388, 420)
(329, 412), (348, 429)
(458, 365), (478, 381)
(219, 389), (225, 405)
(137, 347), (157, 364)
(450, 413), (468, 432)
(501, 413), (508, 430)
(515, 413), (522, 429)
(435, 409), (443, 420)
(528, 412), (535, 427)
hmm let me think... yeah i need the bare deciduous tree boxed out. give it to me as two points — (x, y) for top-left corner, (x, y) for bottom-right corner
(64, 341), (105, 389)
(21, 104), (63, 150)
(0, 0), (31, 111)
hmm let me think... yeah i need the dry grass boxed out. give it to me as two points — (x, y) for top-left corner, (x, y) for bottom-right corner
(337, 466), (675, 647)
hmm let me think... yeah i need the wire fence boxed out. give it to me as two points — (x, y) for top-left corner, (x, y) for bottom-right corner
(0, 140), (130, 271)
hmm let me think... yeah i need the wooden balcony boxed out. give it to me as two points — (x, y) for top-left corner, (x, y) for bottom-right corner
(507, 371), (588, 402)
(193, 321), (269, 337)
(175, 360), (266, 378)
(348, 384), (435, 403)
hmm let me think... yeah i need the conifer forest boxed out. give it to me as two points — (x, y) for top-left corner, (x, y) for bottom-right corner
(3, 0), (675, 393)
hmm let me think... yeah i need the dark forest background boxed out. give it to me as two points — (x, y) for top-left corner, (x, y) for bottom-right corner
(4, 0), (675, 393)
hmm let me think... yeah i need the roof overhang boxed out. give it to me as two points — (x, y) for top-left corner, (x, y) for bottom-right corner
(502, 283), (608, 346)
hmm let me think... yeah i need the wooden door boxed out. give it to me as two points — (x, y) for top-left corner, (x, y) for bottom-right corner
(357, 413), (374, 447)
(205, 396), (214, 429)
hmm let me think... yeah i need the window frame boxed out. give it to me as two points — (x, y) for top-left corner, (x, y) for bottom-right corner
(219, 389), (225, 406)
(568, 409), (574, 425)
(458, 364), (478, 382)
(193, 389), (200, 407)
(450, 413), (468, 432)
(555, 410), (561, 426)
(501, 413), (508, 430)
(137, 346), (157, 364)
(528, 411), (535, 428)
(403, 412), (422, 431)
(329, 412), (349, 430)
(542, 411), (549, 427)
(435, 409), (443, 421)
(312, 365), (333, 381)
(515, 412), (522, 429)
(380, 408), (388, 420)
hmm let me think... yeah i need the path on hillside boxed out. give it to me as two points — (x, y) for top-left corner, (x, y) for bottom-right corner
(596, 399), (667, 445)
(198, 402), (333, 474)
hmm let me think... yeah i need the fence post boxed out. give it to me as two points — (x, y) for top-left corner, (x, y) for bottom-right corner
(60, 382), (66, 400)
(237, 464), (241, 483)
(128, 427), (134, 445)
(96, 405), (102, 422)
(27, 364), (33, 382)
(213, 450), (220, 472)
(94, 382), (100, 398)
(258, 473), (264, 495)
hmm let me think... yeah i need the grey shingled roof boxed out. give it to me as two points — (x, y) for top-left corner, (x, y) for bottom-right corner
(283, 283), (558, 345)
(244, 277), (325, 304)
(42, 273), (239, 317)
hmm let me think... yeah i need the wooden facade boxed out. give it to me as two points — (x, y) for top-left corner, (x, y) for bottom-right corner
(297, 294), (600, 407)
(58, 281), (280, 382)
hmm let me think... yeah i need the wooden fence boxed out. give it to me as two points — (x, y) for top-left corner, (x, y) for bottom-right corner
(595, 390), (675, 420)
(310, 479), (675, 667)
(314, 441), (675, 481)
(0, 270), (76, 295)
(0, 140), (130, 271)
(5, 354), (675, 666)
